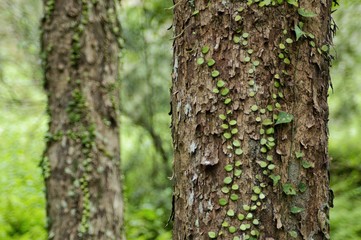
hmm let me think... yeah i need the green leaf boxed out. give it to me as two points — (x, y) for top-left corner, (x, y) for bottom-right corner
(253, 60), (260, 66)
(286, 38), (293, 44)
(219, 114), (227, 120)
(218, 198), (228, 206)
(227, 209), (235, 216)
(294, 24), (305, 41)
(221, 88), (229, 96)
(221, 187), (230, 193)
(208, 231), (217, 238)
(262, 118), (273, 126)
(202, 46), (210, 54)
(230, 194), (239, 201)
(286, 0), (298, 7)
(246, 213), (253, 220)
(224, 98), (232, 105)
(321, 45), (329, 52)
(229, 120), (237, 126)
(211, 70), (220, 78)
(257, 161), (268, 168)
(253, 186), (261, 194)
(217, 80), (225, 88)
(259, 0), (271, 7)
(224, 177), (232, 184)
(275, 111), (294, 125)
(222, 221), (229, 227)
(291, 206), (304, 214)
(197, 57), (204, 65)
(223, 132), (232, 139)
(233, 140), (241, 147)
(221, 124), (229, 129)
(298, 182), (307, 193)
(283, 183), (297, 195)
(289, 230), (298, 238)
(266, 128), (274, 135)
(233, 36), (241, 44)
(192, 10), (199, 16)
(231, 128), (238, 134)
(229, 226), (237, 233)
(238, 213), (245, 220)
(212, 88), (219, 94)
(234, 169), (242, 176)
(301, 160), (315, 169)
(207, 58), (216, 66)
(224, 164), (233, 172)
(268, 164), (275, 170)
(235, 148), (243, 155)
(295, 151), (304, 159)
(240, 224), (247, 231)
(298, 8), (317, 18)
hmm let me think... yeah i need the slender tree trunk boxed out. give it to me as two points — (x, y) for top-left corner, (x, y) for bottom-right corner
(172, 1), (333, 239)
(41, 0), (123, 239)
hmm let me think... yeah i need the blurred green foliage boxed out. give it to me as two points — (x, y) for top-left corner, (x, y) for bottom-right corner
(0, 0), (360, 239)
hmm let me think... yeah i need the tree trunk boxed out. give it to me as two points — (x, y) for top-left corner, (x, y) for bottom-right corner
(171, 1), (333, 239)
(41, 1), (123, 239)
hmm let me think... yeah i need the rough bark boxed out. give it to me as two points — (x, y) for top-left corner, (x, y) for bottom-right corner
(172, 1), (333, 239)
(41, 0), (123, 239)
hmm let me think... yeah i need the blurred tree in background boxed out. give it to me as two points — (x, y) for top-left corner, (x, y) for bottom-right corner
(41, 0), (124, 239)
(0, 0), (360, 239)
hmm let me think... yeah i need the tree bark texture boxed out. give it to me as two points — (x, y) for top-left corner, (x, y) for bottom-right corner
(172, 1), (333, 239)
(41, 0), (123, 239)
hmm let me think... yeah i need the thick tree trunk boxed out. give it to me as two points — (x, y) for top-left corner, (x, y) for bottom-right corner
(172, 1), (333, 239)
(41, 1), (123, 239)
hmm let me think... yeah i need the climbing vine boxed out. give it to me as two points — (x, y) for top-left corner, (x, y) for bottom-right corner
(192, 0), (330, 239)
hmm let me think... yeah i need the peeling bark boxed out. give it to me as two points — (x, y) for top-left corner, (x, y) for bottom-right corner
(172, 1), (332, 239)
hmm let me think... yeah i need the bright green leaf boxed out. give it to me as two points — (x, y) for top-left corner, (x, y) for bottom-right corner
(291, 206), (304, 214)
(294, 24), (305, 41)
(298, 8), (317, 18)
(301, 160), (315, 169)
(202, 46), (210, 54)
(211, 70), (220, 78)
(227, 209), (235, 216)
(197, 57), (204, 65)
(283, 183), (297, 195)
(286, 0), (298, 7)
(275, 111), (294, 125)
(224, 164), (233, 172)
(207, 58), (216, 66)
(208, 231), (217, 238)
(224, 177), (232, 184)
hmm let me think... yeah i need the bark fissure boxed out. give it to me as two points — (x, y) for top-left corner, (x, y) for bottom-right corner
(172, 0), (332, 239)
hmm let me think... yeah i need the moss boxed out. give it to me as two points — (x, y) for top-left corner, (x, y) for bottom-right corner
(40, 156), (51, 179)
(44, 0), (55, 20)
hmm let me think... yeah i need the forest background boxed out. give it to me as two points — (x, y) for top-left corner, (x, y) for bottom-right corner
(0, 0), (360, 239)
